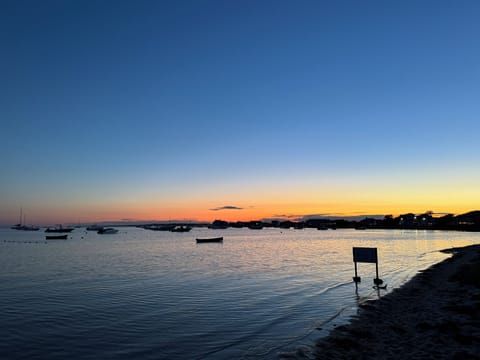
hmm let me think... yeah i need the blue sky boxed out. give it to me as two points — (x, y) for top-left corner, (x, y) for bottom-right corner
(1, 0), (480, 224)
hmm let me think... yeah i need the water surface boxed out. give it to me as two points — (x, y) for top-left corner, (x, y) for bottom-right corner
(1, 227), (478, 359)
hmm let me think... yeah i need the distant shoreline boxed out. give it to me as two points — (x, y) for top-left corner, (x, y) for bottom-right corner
(2, 210), (480, 231)
(203, 211), (480, 231)
(314, 244), (480, 359)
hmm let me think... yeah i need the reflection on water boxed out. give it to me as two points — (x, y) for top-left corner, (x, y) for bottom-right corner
(0, 227), (478, 359)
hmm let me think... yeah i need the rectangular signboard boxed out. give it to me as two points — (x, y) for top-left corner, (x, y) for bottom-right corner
(353, 247), (378, 263)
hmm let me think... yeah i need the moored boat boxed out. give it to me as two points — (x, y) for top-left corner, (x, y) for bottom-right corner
(11, 224), (40, 231)
(170, 225), (192, 232)
(45, 225), (74, 233)
(196, 237), (223, 243)
(97, 227), (118, 234)
(11, 208), (39, 231)
(46, 234), (68, 240)
(144, 224), (175, 231)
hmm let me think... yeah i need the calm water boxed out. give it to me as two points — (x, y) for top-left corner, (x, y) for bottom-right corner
(1, 227), (479, 359)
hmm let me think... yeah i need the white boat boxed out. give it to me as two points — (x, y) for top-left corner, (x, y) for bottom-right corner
(170, 225), (192, 232)
(45, 225), (74, 233)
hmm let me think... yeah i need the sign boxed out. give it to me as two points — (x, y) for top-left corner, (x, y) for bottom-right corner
(353, 247), (378, 264)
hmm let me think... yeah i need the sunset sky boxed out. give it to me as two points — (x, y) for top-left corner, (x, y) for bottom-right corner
(1, 0), (480, 225)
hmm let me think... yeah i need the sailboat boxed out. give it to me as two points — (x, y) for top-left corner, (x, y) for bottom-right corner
(11, 209), (39, 231)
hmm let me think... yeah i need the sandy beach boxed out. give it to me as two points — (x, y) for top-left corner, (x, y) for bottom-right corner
(315, 244), (480, 359)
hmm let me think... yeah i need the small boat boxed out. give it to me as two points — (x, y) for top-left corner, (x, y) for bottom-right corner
(46, 234), (68, 240)
(170, 226), (192, 233)
(196, 237), (223, 243)
(45, 225), (74, 233)
(144, 224), (175, 231)
(97, 227), (118, 234)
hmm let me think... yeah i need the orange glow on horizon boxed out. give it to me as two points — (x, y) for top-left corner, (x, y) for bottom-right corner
(2, 185), (479, 225)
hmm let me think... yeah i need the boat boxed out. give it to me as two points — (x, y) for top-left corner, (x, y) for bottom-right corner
(46, 234), (68, 240)
(196, 237), (223, 243)
(97, 227), (118, 234)
(170, 225), (192, 232)
(45, 225), (74, 233)
(11, 224), (39, 231)
(144, 224), (175, 231)
(11, 209), (39, 231)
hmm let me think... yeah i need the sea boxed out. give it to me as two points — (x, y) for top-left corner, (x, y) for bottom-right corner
(1, 227), (479, 360)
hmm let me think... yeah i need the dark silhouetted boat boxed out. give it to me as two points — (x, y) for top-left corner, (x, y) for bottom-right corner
(46, 234), (68, 240)
(196, 237), (223, 244)
(97, 227), (118, 234)
(144, 224), (175, 231)
(45, 225), (74, 233)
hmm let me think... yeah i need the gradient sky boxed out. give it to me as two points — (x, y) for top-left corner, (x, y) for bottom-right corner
(1, 0), (480, 225)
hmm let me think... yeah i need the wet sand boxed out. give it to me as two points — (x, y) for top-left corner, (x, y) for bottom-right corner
(315, 244), (480, 359)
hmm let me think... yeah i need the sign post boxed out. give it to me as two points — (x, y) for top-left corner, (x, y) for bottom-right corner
(352, 247), (383, 286)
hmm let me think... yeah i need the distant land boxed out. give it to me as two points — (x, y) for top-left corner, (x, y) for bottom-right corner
(35, 210), (480, 232)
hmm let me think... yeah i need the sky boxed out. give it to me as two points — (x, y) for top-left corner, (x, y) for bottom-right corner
(1, 0), (480, 225)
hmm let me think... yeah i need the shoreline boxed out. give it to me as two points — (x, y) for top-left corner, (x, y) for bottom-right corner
(314, 244), (480, 359)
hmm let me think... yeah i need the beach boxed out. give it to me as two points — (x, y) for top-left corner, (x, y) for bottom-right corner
(315, 244), (480, 359)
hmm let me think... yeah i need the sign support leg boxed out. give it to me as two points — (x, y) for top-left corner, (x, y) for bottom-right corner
(353, 261), (361, 283)
(373, 261), (383, 286)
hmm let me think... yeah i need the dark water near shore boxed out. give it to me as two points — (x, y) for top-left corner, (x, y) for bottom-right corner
(1, 227), (479, 359)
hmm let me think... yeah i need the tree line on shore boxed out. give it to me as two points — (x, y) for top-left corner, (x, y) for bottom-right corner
(209, 210), (480, 231)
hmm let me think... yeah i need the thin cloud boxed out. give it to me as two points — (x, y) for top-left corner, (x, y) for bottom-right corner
(210, 205), (244, 211)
